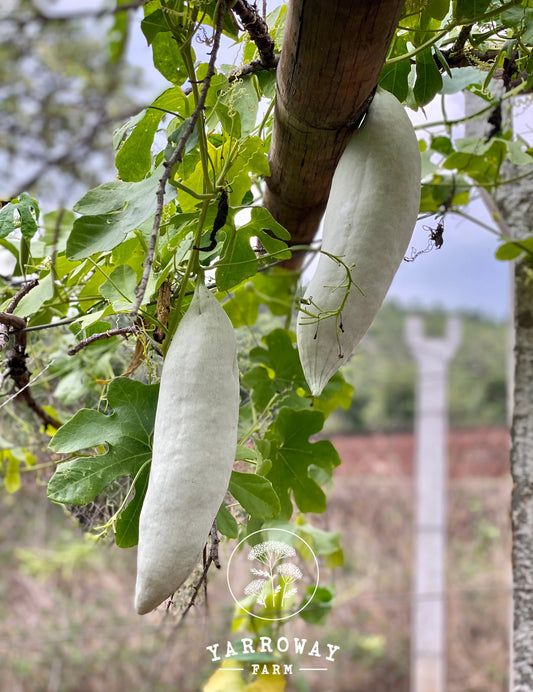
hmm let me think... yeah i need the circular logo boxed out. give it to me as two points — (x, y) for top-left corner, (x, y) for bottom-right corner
(226, 528), (319, 622)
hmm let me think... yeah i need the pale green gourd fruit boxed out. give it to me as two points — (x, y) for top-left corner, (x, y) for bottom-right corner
(297, 89), (421, 396)
(135, 281), (239, 614)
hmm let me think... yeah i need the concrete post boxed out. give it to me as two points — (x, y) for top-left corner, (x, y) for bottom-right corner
(405, 316), (462, 692)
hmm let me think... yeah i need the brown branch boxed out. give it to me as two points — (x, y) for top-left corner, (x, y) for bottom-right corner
(449, 24), (473, 58)
(229, 53), (280, 81)
(231, 0), (277, 68)
(68, 326), (139, 356)
(16, 387), (62, 431)
(177, 522), (220, 624)
(130, 1), (228, 318)
(0, 313), (26, 350)
(1, 280), (62, 430)
(6, 279), (39, 313)
(0, 280), (37, 352)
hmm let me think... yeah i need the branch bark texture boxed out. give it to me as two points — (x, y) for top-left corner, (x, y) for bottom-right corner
(263, 0), (407, 258)
(495, 161), (533, 692)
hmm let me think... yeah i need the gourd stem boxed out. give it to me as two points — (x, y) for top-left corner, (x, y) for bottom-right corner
(163, 198), (211, 354)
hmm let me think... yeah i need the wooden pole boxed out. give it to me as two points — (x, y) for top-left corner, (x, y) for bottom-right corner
(263, 0), (407, 260)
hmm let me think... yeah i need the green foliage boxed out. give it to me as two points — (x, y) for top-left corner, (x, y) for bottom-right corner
(48, 378), (157, 510)
(1, 0), (531, 649)
(261, 408), (340, 518)
(0, 194), (40, 241)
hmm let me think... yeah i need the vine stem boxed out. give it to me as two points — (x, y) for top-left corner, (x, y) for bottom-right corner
(386, 0), (524, 66)
(130, 0), (227, 319)
(162, 198), (211, 355)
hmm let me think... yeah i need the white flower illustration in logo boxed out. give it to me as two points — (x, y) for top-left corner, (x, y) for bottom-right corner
(227, 528), (319, 622)
(244, 540), (304, 608)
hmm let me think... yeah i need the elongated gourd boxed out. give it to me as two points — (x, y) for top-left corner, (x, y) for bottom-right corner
(135, 282), (239, 614)
(297, 89), (421, 396)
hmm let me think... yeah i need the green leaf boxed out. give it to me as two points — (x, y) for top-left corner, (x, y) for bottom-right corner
(454, 0), (491, 22)
(200, 1), (240, 39)
(226, 136), (270, 206)
(141, 8), (170, 44)
(216, 208), (290, 291)
(296, 519), (344, 567)
(151, 30), (187, 85)
(99, 264), (137, 307)
(115, 462), (150, 548)
(431, 135), (454, 156)
(219, 76), (259, 139)
(264, 408), (340, 518)
(413, 49), (443, 106)
(47, 378), (158, 505)
(441, 66), (484, 94)
(0, 193), (40, 240)
(501, 7), (530, 28)
(116, 109), (160, 181)
(379, 61), (410, 102)
(427, 0), (449, 20)
(217, 503), (239, 538)
(299, 585), (334, 625)
(166, 117), (200, 159)
(223, 269), (296, 328)
(243, 329), (310, 413)
(495, 241), (523, 261)
(67, 172), (176, 260)
(13, 273), (55, 318)
(312, 372), (354, 419)
(229, 471), (281, 519)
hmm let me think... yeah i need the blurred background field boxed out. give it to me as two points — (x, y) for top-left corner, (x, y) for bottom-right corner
(0, 432), (510, 692)
(0, 303), (511, 692)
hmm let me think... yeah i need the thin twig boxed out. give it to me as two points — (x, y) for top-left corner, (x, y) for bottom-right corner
(17, 387), (62, 430)
(67, 326), (138, 356)
(1, 280), (62, 429)
(177, 524), (220, 624)
(130, 1), (228, 318)
(229, 53), (279, 81)
(178, 556), (214, 625)
(6, 279), (39, 313)
(0, 280), (37, 351)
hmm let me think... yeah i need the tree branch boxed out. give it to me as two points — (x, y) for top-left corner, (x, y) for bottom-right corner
(130, 0), (228, 318)
(230, 0), (277, 68)
(67, 326), (139, 356)
(229, 53), (280, 81)
(1, 280), (62, 430)
(0, 280), (37, 352)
